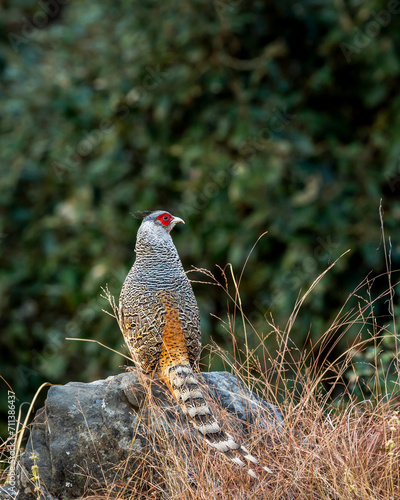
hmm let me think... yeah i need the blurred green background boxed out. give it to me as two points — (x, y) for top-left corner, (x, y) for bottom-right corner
(1, 0), (400, 438)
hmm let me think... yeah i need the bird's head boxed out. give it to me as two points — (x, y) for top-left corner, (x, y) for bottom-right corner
(135, 210), (185, 236)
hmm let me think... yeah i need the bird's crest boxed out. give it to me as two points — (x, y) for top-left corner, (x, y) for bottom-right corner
(131, 211), (155, 219)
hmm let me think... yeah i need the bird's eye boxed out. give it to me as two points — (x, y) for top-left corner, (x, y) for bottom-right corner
(156, 213), (172, 226)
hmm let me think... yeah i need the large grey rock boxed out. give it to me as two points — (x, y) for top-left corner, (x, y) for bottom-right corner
(16, 371), (283, 499)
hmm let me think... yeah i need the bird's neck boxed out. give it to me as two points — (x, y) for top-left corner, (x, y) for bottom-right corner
(135, 229), (179, 261)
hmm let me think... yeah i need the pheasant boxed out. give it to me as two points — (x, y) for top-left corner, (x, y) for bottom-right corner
(119, 210), (271, 478)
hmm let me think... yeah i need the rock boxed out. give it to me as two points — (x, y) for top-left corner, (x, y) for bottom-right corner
(0, 484), (17, 499)
(16, 371), (283, 499)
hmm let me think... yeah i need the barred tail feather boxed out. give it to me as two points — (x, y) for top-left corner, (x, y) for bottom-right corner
(162, 364), (272, 477)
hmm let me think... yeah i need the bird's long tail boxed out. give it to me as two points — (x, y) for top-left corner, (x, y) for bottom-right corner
(160, 363), (272, 478)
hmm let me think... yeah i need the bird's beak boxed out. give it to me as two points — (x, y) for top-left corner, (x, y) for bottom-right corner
(172, 217), (185, 225)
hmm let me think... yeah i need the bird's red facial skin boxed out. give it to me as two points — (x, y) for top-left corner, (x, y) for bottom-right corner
(157, 213), (172, 226)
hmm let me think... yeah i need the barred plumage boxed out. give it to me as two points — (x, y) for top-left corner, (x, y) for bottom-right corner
(119, 210), (271, 477)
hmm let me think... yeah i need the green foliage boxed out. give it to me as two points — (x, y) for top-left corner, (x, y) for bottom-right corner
(0, 0), (399, 437)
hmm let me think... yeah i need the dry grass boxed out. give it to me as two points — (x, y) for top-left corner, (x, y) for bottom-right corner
(75, 260), (400, 499)
(77, 241), (399, 499)
(2, 237), (400, 499)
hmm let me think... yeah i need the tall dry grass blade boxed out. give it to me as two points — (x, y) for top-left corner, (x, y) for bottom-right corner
(65, 338), (134, 363)
(11, 382), (53, 472)
(285, 249), (351, 336)
(228, 263), (250, 373)
(379, 199), (398, 372)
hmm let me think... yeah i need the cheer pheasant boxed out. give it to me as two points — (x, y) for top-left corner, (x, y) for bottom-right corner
(119, 210), (271, 477)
